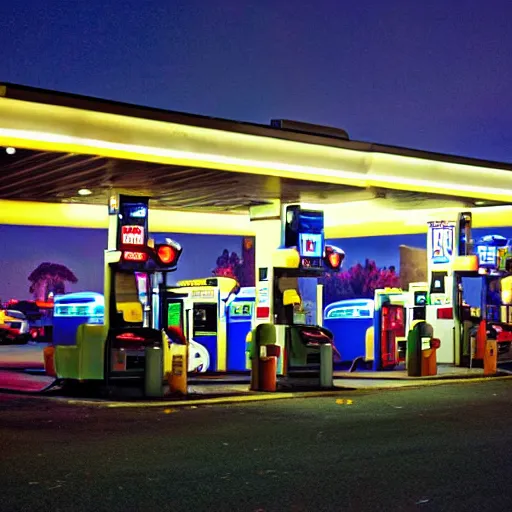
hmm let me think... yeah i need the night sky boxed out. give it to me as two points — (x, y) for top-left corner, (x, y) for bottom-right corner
(1, 0), (511, 162)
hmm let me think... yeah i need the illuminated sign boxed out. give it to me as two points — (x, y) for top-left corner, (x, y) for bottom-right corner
(191, 289), (215, 299)
(177, 278), (217, 287)
(477, 245), (497, 268)
(327, 307), (372, 319)
(299, 233), (323, 258)
(428, 221), (454, 264)
(121, 225), (144, 246)
(123, 251), (148, 262)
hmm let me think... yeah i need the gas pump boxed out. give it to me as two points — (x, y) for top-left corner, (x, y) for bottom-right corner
(46, 194), (183, 385)
(372, 289), (407, 370)
(423, 211), (512, 367)
(163, 277), (255, 372)
(455, 234), (512, 366)
(250, 205), (345, 381)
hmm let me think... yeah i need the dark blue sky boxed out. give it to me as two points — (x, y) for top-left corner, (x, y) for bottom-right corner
(0, 226), (242, 300)
(1, 0), (511, 162)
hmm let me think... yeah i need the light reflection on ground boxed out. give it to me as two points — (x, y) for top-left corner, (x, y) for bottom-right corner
(0, 342), (47, 369)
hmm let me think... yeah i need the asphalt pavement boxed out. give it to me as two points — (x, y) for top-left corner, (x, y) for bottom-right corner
(1, 379), (512, 512)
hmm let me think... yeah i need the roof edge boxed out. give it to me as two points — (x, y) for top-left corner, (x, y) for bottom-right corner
(1, 82), (511, 172)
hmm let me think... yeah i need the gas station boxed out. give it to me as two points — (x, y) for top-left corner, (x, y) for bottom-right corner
(2, 82), (512, 397)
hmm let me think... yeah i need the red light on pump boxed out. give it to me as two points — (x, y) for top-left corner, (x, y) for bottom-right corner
(324, 245), (345, 271)
(157, 245), (176, 265)
(328, 252), (341, 268)
(153, 238), (182, 268)
(123, 251), (148, 262)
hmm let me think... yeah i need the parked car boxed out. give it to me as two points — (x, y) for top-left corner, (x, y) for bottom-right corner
(0, 309), (30, 344)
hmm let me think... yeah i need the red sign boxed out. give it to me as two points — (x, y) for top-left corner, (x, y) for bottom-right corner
(121, 225), (144, 246)
(123, 251), (147, 262)
(306, 239), (316, 253)
(256, 306), (270, 319)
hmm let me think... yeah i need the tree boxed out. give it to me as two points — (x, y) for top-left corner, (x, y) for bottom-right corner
(240, 237), (255, 287)
(212, 249), (243, 283)
(28, 262), (78, 301)
(322, 259), (400, 305)
(212, 237), (256, 287)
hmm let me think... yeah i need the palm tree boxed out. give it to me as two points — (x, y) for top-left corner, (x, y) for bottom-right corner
(28, 262), (78, 301)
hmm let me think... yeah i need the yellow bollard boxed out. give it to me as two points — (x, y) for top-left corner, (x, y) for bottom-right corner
(168, 344), (188, 394)
(163, 327), (188, 395)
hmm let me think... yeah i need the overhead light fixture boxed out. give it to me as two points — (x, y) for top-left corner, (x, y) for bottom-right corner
(5, 147), (16, 155)
(78, 188), (92, 196)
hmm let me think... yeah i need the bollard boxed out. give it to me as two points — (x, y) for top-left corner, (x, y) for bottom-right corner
(483, 339), (498, 376)
(259, 356), (277, 392)
(43, 345), (57, 377)
(168, 348), (188, 395)
(320, 343), (334, 388)
(144, 346), (164, 398)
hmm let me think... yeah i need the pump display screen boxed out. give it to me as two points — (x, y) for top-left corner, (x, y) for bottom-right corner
(297, 209), (324, 233)
(230, 301), (253, 317)
(299, 233), (323, 258)
(414, 291), (428, 306)
(167, 302), (183, 329)
(477, 245), (497, 268)
(126, 205), (147, 218)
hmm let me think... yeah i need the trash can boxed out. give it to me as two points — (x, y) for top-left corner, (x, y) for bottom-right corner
(144, 346), (164, 398)
(250, 323), (277, 391)
(259, 356), (277, 392)
(484, 339), (498, 376)
(407, 321), (434, 377)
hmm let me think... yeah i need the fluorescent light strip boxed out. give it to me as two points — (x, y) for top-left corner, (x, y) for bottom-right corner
(368, 171), (512, 200)
(0, 127), (366, 184)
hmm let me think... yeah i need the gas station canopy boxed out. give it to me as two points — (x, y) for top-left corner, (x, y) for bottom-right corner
(1, 82), (512, 237)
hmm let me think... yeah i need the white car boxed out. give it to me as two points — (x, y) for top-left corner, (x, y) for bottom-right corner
(188, 339), (210, 373)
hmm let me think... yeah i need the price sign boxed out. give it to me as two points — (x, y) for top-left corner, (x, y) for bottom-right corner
(123, 251), (147, 262)
(121, 225), (144, 246)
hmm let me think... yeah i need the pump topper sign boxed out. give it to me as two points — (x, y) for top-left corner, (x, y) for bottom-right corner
(121, 225), (144, 246)
(428, 221), (455, 265)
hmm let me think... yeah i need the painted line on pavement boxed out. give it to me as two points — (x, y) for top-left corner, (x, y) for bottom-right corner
(63, 375), (512, 409)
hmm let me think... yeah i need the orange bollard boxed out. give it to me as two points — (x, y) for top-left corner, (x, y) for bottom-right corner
(483, 340), (498, 376)
(258, 356), (277, 392)
(43, 345), (56, 377)
(421, 349), (437, 376)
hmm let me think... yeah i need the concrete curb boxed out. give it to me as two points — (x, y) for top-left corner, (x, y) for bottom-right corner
(61, 374), (512, 409)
